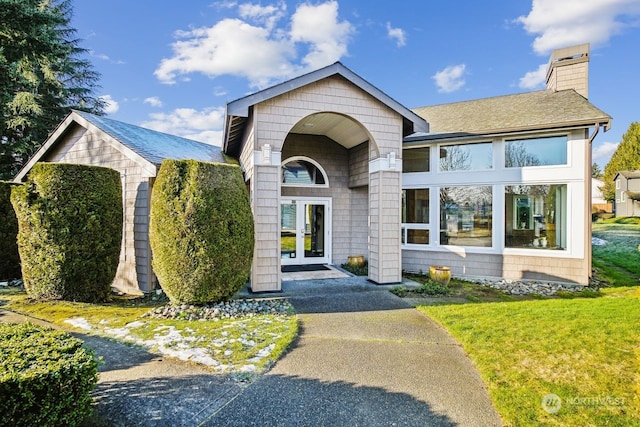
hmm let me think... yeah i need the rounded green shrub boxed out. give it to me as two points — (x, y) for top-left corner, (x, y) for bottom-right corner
(0, 322), (99, 427)
(0, 181), (21, 280)
(10, 163), (122, 302)
(150, 160), (254, 304)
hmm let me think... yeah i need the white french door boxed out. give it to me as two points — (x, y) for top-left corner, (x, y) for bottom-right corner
(281, 198), (331, 265)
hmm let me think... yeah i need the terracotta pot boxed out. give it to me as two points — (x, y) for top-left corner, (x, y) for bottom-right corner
(348, 255), (365, 267)
(429, 265), (451, 286)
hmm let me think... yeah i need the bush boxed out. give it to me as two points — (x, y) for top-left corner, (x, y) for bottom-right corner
(0, 322), (99, 427)
(150, 160), (254, 304)
(10, 163), (122, 302)
(0, 181), (21, 280)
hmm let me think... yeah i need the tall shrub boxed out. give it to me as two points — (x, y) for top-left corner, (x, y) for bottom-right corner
(0, 181), (20, 280)
(150, 160), (254, 304)
(11, 163), (122, 302)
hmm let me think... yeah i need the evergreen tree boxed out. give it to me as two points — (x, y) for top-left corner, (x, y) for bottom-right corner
(591, 162), (603, 179)
(0, 0), (104, 179)
(602, 122), (640, 201)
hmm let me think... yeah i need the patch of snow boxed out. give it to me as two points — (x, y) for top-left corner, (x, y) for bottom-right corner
(239, 364), (256, 373)
(64, 317), (93, 330)
(105, 327), (131, 338)
(125, 321), (146, 328)
(592, 237), (608, 246)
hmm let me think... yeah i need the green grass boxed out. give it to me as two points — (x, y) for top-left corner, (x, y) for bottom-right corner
(419, 287), (640, 426)
(592, 219), (640, 287)
(0, 290), (298, 374)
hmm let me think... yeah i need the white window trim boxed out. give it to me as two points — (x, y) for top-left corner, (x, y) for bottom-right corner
(281, 156), (329, 188)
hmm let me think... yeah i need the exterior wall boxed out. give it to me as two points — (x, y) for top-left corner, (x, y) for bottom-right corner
(348, 142), (369, 187)
(403, 250), (589, 283)
(402, 128), (592, 285)
(249, 75), (404, 285)
(45, 124), (153, 294)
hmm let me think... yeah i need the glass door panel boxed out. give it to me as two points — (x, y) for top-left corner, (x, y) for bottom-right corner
(281, 202), (297, 260)
(303, 203), (325, 259)
(281, 199), (330, 265)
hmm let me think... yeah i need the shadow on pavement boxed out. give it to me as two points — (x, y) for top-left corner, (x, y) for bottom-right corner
(205, 374), (456, 427)
(85, 374), (243, 427)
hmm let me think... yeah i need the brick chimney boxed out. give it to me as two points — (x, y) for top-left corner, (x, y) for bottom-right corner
(545, 43), (589, 98)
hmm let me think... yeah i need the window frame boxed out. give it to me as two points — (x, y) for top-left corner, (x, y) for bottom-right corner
(281, 156), (329, 188)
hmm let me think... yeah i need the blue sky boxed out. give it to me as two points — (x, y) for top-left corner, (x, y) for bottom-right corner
(72, 0), (640, 168)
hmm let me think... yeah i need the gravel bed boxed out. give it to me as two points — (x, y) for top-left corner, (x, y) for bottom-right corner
(142, 298), (293, 321)
(474, 279), (588, 296)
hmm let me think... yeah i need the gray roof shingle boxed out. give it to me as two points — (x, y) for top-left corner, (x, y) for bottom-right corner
(411, 89), (611, 135)
(75, 110), (225, 165)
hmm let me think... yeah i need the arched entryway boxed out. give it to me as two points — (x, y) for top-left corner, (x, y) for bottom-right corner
(280, 112), (375, 272)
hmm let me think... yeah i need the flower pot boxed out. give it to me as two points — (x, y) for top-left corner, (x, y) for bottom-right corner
(429, 265), (451, 286)
(348, 255), (365, 267)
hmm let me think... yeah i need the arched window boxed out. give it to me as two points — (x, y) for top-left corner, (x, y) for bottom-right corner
(282, 157), (328, 187)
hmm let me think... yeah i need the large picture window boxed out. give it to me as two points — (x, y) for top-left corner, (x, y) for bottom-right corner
(440, 186), (492, 247)
(505, 136), (567, 167)
(439, 142), (493, 171)
(402, 189), (429, 245)
(403, 147), (430, 173)
(505, 184), (567, 249)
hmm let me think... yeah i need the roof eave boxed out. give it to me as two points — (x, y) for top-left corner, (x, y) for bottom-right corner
(404, 117), (611, 144)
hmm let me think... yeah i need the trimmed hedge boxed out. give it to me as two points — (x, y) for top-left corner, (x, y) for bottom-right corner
(0, 181), (21, 280)
(0, 322), (99, 427)
(150, 160), (254, 304)
(11, 163), (122, 302)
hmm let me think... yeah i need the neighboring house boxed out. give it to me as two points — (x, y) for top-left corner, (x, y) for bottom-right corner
(14, 111), (225, 294)
(592, 178), (612, 213)
(15, 43), (611, 293)
(614, 171), (640, 217)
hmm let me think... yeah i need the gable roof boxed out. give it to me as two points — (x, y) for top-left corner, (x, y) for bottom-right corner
(15, 111), (225, 181)
(615, 170), (640, 180)
(410, 89), (611, 139)
(223, 62), (429, 157)
(73, 111), (225, 165)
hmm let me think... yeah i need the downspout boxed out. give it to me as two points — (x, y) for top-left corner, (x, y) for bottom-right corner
(586, 123), (600, 282)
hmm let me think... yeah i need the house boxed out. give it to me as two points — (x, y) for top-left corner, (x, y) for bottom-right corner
(16, 43), (611, 294)
(14, 111), (225, 294)
(614, 171), (640, 217)
(592, 178), (612, 213)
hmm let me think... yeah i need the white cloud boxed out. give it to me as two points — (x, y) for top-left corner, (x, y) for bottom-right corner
(432, 64), (466, 93)
(140, 107), (226, 146)
(518, 63), (547, 89)
(593, 141), (619, 160)
(239, 1), (286, 30)
(386, 22), (406, 47)
(155, 0), (353, 88)
(100, 95), (119, 114)
(517, 0), (640, 55)
(144, 96), (163, 107)
(290, 1), (354, 69)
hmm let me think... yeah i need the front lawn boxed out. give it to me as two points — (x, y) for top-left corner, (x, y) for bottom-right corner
(419, 287), (640, 426)
(0, 289), (297, 375)
(592, 218), (640, 287)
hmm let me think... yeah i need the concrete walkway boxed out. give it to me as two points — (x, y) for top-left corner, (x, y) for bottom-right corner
(0, 278), (501, 426)
(216, 278), (501, 426)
